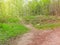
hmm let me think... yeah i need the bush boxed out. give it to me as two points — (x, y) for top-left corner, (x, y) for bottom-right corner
(0, 15), (19, 23)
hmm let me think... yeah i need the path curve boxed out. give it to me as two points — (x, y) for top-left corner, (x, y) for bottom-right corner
(8, 24), (60, 45)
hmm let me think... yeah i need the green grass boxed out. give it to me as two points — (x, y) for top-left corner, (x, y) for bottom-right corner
(23, 15), (60, 29)
(34, 23), (60, 29)
(0, 23), (29, 44)
(0, 15), (19, 23)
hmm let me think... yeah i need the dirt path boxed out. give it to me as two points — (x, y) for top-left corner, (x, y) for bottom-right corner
(8, 24), (60, 45)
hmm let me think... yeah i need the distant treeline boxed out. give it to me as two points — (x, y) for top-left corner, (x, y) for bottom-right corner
(0, 0), (60, 16)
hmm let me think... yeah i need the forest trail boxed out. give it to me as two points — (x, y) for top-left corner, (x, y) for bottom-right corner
(8, 24), (60, 45)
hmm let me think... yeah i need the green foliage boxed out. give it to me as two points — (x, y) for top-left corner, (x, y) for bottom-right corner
(24, 15), (60, 29)
(0, 15), (19, 23)
(35, 23), (60, 29)
(40, 0), (50, 15)
(0, 23), (29, 44)
(24, 0), (50, 15)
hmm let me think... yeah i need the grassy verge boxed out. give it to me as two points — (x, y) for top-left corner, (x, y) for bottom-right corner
(23, 15), (60, 29)
(34, 22), (60, 29)
(0, 23), (29, 45)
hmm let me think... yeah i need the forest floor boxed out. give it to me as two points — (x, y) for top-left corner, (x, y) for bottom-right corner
(8, 24), (60, 45)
